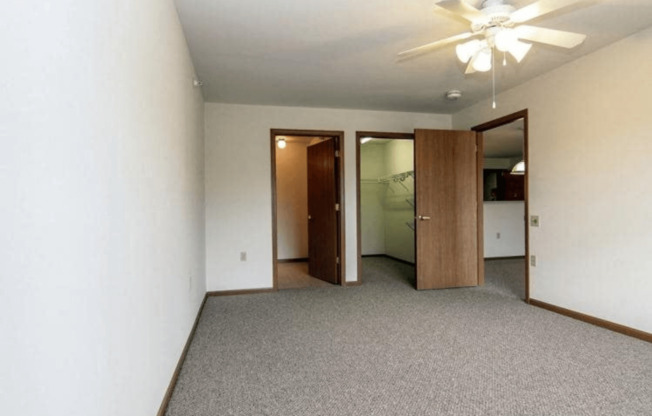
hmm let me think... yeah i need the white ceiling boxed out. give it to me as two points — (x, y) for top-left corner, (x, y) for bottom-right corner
(174, 0), (652, 114)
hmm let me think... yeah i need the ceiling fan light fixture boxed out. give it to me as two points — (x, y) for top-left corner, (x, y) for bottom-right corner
(494, 28), (518, 52)
(456, 39), (482, 63)
(508, 40), (532, 63)
(398, 0), (589, 111)
(471, 48), (493, 72)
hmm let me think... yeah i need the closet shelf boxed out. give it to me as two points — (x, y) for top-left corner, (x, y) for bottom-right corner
(405, 220), (415, 231)
(377, 170), (414, 183)
(361, 170), (414, 185)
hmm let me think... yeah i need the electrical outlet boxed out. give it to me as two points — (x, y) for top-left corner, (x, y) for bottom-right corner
(240, 251), (247, 261)
(530, 215), (540, 227)
(530, 255), (537, 267)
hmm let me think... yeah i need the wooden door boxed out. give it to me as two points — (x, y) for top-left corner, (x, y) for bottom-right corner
(307, 139), (339, 284)
(414, 129), (479, 290)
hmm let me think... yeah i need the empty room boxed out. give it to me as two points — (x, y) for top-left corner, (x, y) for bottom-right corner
(2, 1), (652, 415)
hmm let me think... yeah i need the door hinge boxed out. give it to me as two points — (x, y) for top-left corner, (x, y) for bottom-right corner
(335, 150), (340, 158)
(335, 203), (340, 211)
(336, 257), (340, 264)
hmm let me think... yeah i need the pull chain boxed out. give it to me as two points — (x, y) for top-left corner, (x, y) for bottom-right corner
(492, 48), (497, 109)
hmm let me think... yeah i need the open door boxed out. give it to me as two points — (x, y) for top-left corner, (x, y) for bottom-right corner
(307, 138), (339, 284)
(414, 129), (479, 290)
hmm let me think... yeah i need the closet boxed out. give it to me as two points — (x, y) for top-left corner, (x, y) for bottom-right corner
(360, 138), (415, 264)
(358, 129), (481, 291)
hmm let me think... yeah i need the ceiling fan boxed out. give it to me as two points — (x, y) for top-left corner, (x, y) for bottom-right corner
(399, 0), (587, 74)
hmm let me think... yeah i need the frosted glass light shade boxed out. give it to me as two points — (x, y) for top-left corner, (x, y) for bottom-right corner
(511, 160), (525, 175)
(472, 48), (492, 72)
(456, 39), (482, 63)
(277, 138), (287, 149)
(495, 28), (517, 52)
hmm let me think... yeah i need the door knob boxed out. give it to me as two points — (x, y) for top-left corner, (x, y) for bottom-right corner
(418, 215), (431, 221)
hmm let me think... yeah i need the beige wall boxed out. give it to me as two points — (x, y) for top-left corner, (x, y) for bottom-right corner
(276, 139), (309, 259)
(454, 27), (652, 333)
(204, 103), (450, 290)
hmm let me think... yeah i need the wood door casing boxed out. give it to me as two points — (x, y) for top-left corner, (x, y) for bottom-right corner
(415, 129), (479, 290)
(307, 138), (339, 284)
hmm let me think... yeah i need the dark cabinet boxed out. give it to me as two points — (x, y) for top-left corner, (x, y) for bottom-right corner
(483, 169), (524, 201)
(502, 172), (524, 200)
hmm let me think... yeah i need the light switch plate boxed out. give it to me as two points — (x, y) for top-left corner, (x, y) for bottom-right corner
(530, 215), (540, 227)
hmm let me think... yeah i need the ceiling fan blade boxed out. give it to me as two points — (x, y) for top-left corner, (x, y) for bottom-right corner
(510, 0), (582, 24)
(515, 25), (587, 49)
(464, 59), (477, 74)
(435, 0), (485, 22)
(398, 32), (476, 58)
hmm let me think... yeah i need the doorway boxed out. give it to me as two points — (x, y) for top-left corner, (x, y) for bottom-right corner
(356, 131), (416, 286)
(472, 110), (530, 301)
(356, 129), (482, 290)
(271, 129), (345, 290)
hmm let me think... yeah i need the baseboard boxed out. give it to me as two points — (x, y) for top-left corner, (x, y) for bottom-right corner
(384, 255), (415, 266)
(485, 256), (525, 261)
(343, 280), (362, 287)
(362, 254), (415, 266)
(277, 258), (308, 263)
(157, 294), (208, 416)
(529, 299), (652, 344)
(207, 287), (276, 297)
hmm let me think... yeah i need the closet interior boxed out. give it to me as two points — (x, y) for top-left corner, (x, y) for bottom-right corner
(360, 138), (415, 264)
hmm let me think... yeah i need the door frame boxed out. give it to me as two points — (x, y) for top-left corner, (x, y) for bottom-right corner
(355, 131), (414, 286)
(270, 128), (346, 290)
(472, 109), (530, 302)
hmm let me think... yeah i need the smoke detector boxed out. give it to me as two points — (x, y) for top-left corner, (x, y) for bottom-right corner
(445, 89), (462, 101)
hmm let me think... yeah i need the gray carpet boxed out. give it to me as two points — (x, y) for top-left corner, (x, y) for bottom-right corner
(166, 258), (652, 415)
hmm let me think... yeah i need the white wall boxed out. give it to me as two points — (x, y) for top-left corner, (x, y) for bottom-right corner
(383, 140), (415, 262)
(484, 202), (525, 258)
(0, 2), (205, 415)
(276, 140), (309, 259)
(385, 139), (414, 176)
(360, 183), (387, 255)
(205, 103), (450, 290)
(453, 27), (652, 333)
(360, 145), (387, 255)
